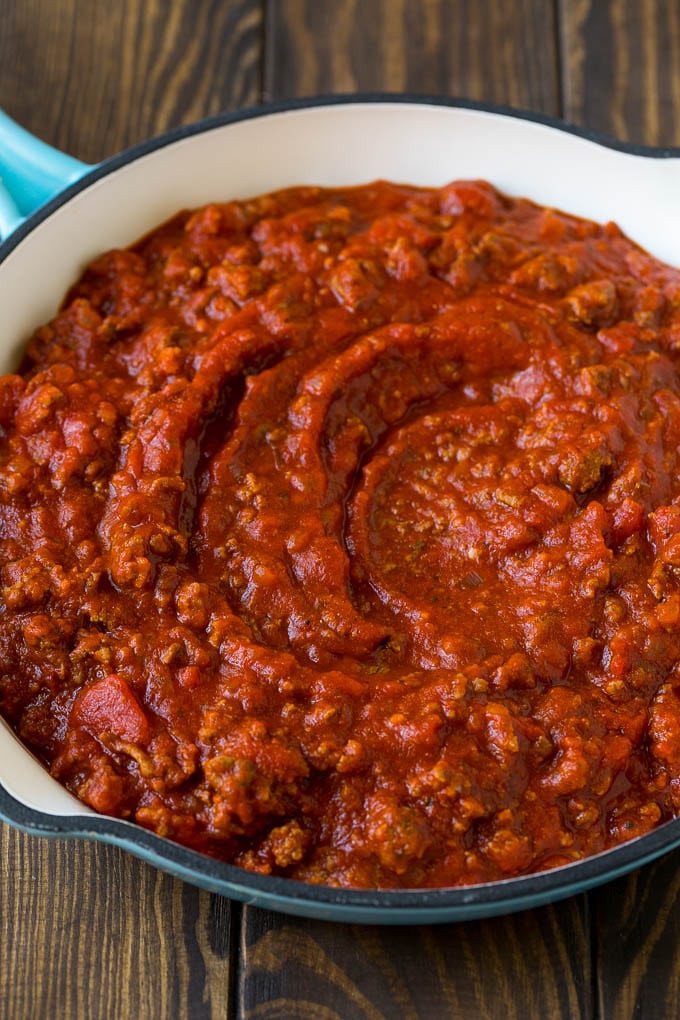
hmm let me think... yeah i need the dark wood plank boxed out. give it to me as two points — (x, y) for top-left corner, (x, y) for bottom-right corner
(558, 4), (680, 1018)
(560, 0), (680, 145)
(0, 822), (234, 1019)
(238, 900), (592, 1020)
(239, 7), (594, 1020)
(0, 0), (262, 161)
(264, 0), (560, 113)
(589, 848), (680, 1020)
(0, 2), (264, 1016)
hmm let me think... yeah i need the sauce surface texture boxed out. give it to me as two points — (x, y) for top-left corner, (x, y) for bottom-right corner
(2, 180), (680, 888)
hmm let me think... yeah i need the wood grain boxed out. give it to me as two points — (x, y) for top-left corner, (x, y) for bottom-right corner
(237, 899), (592, 1020)
(590, 847), (680, 1020)
(0, 0), (262, 161)
(264, 0), (560, 113)
(0, 823), (234, 1020)
(3, 1), (680, 1018)
(0, 5), (257, 1017)
(249, 4), (579, 1019)
(560, 0), (680, 145)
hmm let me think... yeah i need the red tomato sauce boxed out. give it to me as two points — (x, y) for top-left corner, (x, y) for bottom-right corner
(2, 180), (680, 888)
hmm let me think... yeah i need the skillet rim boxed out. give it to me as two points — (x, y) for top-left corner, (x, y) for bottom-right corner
(1, 92), (679, 922)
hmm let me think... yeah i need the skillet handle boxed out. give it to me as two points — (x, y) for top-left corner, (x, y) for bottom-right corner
(0, 109), (91, 240)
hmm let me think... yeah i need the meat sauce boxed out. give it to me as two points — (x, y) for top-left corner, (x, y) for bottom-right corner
(2, 179), (680, 888)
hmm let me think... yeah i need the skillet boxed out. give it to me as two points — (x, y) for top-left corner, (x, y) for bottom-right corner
(1, 95), (680, 923)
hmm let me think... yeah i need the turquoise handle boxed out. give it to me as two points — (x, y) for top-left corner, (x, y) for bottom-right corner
(0, 109), (92, 239)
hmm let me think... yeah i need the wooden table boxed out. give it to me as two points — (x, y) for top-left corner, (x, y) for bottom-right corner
(1, 2), (680, 1017)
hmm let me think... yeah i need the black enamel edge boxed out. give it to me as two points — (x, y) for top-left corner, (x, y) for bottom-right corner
(1, 93), (679, 265)
(3, 781), (680, 918)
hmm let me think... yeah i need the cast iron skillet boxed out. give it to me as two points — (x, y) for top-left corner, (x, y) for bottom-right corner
(1, 95), (679, 924)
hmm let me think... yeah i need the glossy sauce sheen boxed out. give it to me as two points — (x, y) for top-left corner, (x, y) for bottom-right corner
(2, 180), (680, 889)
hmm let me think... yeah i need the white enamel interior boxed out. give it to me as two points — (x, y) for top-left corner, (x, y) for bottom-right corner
(1, 101), (679, 817)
